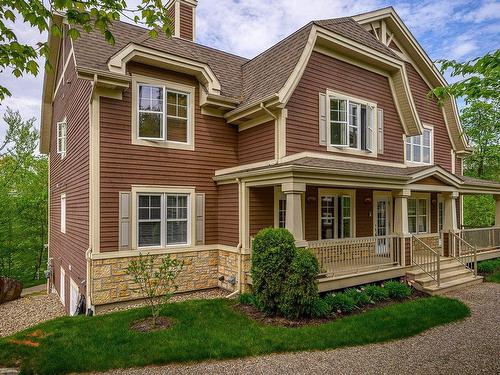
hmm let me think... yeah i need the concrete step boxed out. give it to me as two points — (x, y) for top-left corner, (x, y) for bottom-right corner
(407, 261), (465, 279)
(420, 275), (483, 295)
(415, 268), (474, 287)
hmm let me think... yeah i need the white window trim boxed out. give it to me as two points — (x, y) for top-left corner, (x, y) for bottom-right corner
(132, 74), (195, 151)
(326, 90), (378, 157)
(56, 119), (67, 159)
(373, 191), (393, 236)
(131, 185), (196, 250)
(60, 193), (66, 234)
(407, 192), (431, 235)
(405, 124), (434, 166)
(317, 188), (356, 240)
(437, 194), (444, 245)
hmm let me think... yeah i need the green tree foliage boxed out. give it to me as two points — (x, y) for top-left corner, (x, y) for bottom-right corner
(0, 108), (47, 287)
(433, 50), (500, 103)
(0, 0), (173, 100)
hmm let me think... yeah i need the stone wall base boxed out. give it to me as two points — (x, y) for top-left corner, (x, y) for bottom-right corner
(91, 249), (249, 307)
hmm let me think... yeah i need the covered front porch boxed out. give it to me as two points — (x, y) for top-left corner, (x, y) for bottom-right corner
(216, 157), (500, 291)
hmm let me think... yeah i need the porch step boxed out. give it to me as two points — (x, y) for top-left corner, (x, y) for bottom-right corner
(407, 257), (483, 295)
(416, 275), (483, 295)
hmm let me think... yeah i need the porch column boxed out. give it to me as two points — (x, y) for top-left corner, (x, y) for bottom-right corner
(393, 189), (411, 266)
(282, 181), (306, 247)
(443, 191), (459, 257)
(495, 195), (500, 227)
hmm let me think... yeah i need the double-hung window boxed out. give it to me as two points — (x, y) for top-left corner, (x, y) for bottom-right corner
(57, 120), (67, 158)
(137, 192), (191, 248)
(136, 79), (193, 148)
(406, 128), (432, 164)
(329, 94), (374, 152)
(408, 197), (428, 234)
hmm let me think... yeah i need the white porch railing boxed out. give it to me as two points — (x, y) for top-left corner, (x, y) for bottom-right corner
(450, 232), (477, 277)
(412, 235), (440, 286)
(460, 227), (500, 252)
(307, 235), (401, 277)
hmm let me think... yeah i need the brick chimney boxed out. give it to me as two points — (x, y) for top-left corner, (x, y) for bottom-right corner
(167, 0), (197, 42)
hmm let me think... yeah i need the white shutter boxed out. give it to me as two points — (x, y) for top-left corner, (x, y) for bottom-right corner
(119, 192), (131, 250)
(377, 108), (384, 154)
(319, 93), (327, 145)
(195, 193), (205, 245)
(366, 107), (374, 152)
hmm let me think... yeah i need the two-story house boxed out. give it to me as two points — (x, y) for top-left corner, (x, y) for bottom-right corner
(40, 1), (500, 314)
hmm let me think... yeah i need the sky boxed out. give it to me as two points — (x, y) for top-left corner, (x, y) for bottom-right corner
(0, 0), (499, 140)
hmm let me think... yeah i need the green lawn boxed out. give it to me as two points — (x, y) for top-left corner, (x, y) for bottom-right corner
(0, 297), (469, 374)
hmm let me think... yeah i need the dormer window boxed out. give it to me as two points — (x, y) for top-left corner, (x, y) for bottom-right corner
(406, 128), (432, 164)
(132, 75), (195, 151)
(326, 91), (376, 154)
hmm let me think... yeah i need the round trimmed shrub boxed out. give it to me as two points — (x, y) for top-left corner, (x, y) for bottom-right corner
(364, 285), (389, 302)
(384, 281), (411, 300)
(279, 248), (320, 319)
(251, 228), (297, 314)
(324, 292), (356, 313)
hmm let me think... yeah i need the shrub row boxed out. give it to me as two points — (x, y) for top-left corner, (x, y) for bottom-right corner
(477, 258), (500, 275)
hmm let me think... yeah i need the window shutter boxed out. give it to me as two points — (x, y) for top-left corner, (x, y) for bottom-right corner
(377, 108), (384, 154)
(366, 107), (374, 152)
(195, 193), (205, 245)
(319, 93), (327, 145)
(119, 192), (131, 250)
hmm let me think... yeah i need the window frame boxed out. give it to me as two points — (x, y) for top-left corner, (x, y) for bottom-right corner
(326, 90), (377, 156)
(131, 186), (196, 250)
(56, 119), (67, 158)
(405, 126), (433, 165)
(132, 75), (195, 151)
(407, 193), (430, 235)
(317, 188), (356, 240)
(137, 83), (165, 141)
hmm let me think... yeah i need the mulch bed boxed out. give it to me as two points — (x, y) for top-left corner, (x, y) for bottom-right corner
(234, 289), (427, 328)
(130, 316), (175, 333)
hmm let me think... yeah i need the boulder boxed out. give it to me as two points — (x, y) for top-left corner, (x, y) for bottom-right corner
(0, 277), (23, 304)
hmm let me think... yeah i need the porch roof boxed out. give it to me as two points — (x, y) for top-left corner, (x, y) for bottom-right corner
(214, 156), (500, 193)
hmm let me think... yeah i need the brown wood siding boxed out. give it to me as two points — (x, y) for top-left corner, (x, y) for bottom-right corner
(405, 63), (453, 172)
(305, 186), (318, 241)
(431, 192), (438, 233)
(456, 156), (463, 176)
(218, 183), (239, 246)
(286, 52), (405, 163)
(249, 186), (274, 237)
(179, 3), (193, 41)
(49, 55), (92, 311)
(99, 62), (239, 251)
(416, 176), (447, 186)
(356, 189), (373, 237)
(388, 40), (401, 52)
(238, 120), (275, 164)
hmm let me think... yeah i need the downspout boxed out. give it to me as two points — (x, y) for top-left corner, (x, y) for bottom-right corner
(227, 177), (243, 298)
(260, 103), (280, 164)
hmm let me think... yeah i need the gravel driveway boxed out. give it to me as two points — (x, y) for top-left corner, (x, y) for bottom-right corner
(0, 292), (65, 337)
(96, 282), (500, 375)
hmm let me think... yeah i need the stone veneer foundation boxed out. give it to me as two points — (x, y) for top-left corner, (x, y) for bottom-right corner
(91, 249), (250, 306)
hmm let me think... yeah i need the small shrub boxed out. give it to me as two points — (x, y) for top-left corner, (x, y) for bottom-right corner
(311, 297), (331, 318)
(126, 253), (183, 326)
(384, 281), (411, 300)
(251, 228), (297, 314)
(324, 292), (356, 314)
(344, 288), (371, 307)
(477, 259), (500, 275)
(279, 248), (320, 319)
(238, 293), (256, 306)
(364, 285), (389, 302)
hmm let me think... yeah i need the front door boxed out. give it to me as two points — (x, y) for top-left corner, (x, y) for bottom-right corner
(374, 196), (391, 254)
